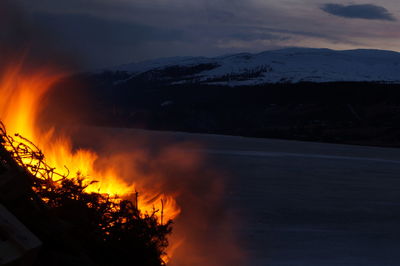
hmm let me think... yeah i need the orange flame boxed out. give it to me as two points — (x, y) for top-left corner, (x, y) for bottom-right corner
(0, 61), (180, 223)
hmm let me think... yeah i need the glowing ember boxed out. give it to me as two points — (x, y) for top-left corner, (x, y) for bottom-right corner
(0, 61), (180, 223)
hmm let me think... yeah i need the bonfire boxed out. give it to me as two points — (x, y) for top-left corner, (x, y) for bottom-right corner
(0, 62), (179, 265)
(0, 121), (173, 265)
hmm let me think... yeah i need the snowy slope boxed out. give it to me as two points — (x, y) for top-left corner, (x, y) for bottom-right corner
(107, 48), (400, 86)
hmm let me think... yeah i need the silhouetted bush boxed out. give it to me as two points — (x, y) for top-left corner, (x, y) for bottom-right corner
(0, 122), (172, 266)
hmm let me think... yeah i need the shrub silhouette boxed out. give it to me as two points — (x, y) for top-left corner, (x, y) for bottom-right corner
(0, 122), (172, 266)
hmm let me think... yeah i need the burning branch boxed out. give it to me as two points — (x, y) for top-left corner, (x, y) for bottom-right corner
(0, 121), (172, 266)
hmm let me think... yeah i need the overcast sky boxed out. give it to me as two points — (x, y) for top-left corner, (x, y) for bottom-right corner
(15, 0), (400, 68)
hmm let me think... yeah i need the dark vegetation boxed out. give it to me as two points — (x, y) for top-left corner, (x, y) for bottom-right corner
(0, 122), (172, 266)
(205, 65), (272, 82)
(51, 71), (400, 147)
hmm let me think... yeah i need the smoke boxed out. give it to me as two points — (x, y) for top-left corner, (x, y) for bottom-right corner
(0, 0), (91, 129)
(0, 1), (80, 68)
(71, 127), (246, 265)
(0, 2), (245, 265)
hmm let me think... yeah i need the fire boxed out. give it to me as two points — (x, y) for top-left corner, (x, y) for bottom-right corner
(0, 61), (180, 223)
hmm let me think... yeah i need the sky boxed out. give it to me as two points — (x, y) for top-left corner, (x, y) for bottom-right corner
(15, 0), (400, 68)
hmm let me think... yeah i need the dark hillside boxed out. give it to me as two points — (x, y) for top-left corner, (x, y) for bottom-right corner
(49, 75), (400, 147)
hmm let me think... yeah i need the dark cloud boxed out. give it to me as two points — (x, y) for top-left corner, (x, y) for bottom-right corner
(28, 12), (185, 68)
(321, 3), (395, 21)
(34, 12), (183, 45)
(11, 0), (400, 68)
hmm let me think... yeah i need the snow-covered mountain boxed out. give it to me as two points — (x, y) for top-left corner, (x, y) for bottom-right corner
(106, 48), (400, 86)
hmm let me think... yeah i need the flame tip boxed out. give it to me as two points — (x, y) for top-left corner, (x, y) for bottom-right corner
(0, 61), (181, 260)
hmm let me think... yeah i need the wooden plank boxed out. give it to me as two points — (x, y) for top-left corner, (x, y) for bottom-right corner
(0, 204), (41, 266)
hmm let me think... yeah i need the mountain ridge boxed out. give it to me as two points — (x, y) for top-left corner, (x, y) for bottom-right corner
(103, 47), (400, 86)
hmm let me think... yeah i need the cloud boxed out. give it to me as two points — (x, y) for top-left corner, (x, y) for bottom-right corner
(27, 12), (186, 68)
(321, 3), (396, 21)
(12, 0), (400, 68)
(34, 12), (183, 45)
(229, 32), (287, 41)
